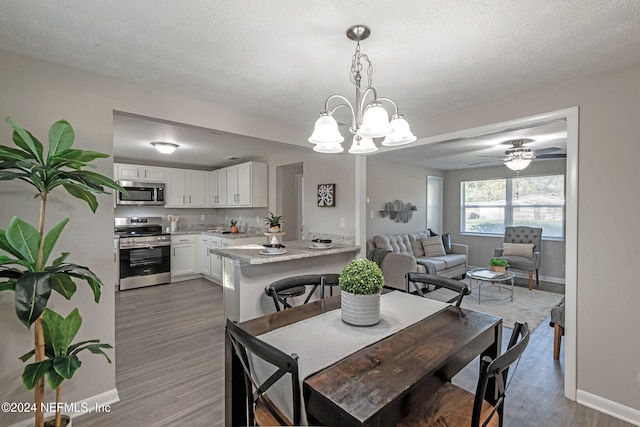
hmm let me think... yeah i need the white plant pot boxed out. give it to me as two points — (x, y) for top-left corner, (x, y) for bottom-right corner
(341, 291), (381, 326)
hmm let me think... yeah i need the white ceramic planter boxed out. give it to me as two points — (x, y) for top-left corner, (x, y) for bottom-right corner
(341, 291), (381, 326)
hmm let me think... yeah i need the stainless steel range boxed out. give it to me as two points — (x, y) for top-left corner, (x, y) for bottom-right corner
(115, 217), (171, 290)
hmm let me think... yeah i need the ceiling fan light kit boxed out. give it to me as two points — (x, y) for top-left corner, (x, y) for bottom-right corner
(309, 25), (416, 154)
(151, 142), (179, 154)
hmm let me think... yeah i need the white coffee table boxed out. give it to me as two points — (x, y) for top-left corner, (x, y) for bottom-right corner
(467, 268), (516, 303)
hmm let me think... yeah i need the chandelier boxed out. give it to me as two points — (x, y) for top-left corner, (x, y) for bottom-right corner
(308, 25), (416, 154)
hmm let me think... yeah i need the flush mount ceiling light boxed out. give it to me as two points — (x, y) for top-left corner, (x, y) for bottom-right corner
(151, 142), (179, 154)
(308, 25), (416, 154)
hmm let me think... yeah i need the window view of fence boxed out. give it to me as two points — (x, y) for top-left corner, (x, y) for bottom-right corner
(461, 175), (565, 238)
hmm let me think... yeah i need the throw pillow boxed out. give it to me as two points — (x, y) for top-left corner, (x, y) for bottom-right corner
(441, 233), (453, 254)
(421, 237), (446, 257)
(428, 228), (439, 237)
(502, 243), (534, 258)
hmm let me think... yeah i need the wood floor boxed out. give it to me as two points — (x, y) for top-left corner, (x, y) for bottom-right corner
(75, 278), (632, 427)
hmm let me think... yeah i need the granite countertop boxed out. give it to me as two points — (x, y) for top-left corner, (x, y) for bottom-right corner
(170, 230), (266, 239)
(210, 240), (360, 265)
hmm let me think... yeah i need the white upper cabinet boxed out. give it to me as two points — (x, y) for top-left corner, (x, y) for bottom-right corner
(165, 169), (206, 207)
(209, 169), (228, 207)
(115, 163), (164, 182)
(217, 161), (267, 207)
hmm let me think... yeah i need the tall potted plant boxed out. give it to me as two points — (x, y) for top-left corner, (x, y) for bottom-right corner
(339, 259), (384, 326)
(0, 117), (123, 427)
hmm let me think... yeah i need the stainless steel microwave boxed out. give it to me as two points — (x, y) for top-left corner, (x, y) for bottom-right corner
(117, 181), (165, 206)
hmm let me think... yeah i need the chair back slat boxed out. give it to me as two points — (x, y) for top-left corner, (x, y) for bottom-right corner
(265, 274), (323, 311)
(405, 272), (471, 307)
(225, 319), (301, 425)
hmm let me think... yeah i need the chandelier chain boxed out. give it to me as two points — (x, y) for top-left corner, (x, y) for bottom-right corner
(350, 41), (374, 92)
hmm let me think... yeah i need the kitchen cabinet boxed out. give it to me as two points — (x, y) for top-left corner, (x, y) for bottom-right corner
(165, 169), (206, 207)
(209, 169), (228, 207)
(200, 235), (212, 276)
(217, 161), (268, 207)
(115, 163), (164, 182)
(171, 235), (199, 279)
(201, 234), (266, 284)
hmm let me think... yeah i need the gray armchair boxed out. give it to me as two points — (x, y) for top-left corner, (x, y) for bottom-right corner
(494, 226), (542, 290)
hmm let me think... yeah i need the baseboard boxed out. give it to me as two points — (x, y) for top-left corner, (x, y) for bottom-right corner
(9, 388), (120, 427)
(468, 265), (565, 285)
(577, 389), (640, 426)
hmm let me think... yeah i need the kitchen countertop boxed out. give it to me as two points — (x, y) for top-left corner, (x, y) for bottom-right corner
(209, 240), (360, 266)
(170, 230), (266, 239)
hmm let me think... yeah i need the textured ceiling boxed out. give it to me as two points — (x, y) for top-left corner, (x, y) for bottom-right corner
(1, 0), (639, 168)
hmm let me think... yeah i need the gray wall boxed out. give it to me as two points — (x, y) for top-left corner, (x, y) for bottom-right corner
(444, 159), (566, 281)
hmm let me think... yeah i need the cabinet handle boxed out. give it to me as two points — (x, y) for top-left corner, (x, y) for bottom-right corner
(189, 195), (192, 203)
(182, 195), (185, 204)
(173, 248), (176, 256)
(144, 170), (147, 178)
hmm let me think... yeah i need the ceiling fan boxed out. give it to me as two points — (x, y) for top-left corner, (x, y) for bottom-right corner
(468, 139), (566, 166)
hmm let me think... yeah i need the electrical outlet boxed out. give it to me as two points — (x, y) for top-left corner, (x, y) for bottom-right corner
(256, 216), (260, 223)
(562, 264), (566, 272)
(200, 214), (205, 221)
(370, 210), (374, 218)
(339, 218), (345, 228)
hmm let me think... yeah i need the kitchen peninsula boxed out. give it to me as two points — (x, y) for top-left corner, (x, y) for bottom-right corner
(211, 240), (359, 321)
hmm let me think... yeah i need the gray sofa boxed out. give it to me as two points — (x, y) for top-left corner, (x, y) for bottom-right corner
(369, 231), (468, 291)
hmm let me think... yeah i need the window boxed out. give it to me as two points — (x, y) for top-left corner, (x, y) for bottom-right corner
(461, 174), (564, 238)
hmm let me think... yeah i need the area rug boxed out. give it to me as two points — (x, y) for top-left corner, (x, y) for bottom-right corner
(426, 284), (564, 332)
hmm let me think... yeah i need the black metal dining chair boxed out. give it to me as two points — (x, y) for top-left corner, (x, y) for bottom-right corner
(405, 272), (471, 307)
(319, 273), (340, 298)
(225, 319), (300, 426)
(264, 274), (323, 311)
(398, 321), (530, 427)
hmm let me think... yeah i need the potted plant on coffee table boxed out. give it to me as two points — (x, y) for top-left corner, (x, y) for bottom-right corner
(339, 259), (384, 326)
(0, 117), (122, 427)
(489, 257), (509, 274)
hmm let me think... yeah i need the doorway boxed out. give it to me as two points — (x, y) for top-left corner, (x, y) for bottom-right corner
(276, 162), (303, 241)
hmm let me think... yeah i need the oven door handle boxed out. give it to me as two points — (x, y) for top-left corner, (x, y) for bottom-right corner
(121, 243), (170, 249)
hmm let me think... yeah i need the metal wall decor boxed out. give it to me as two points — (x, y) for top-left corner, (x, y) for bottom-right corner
(379, 200), (417, 223)
(317, 183), (336, 207)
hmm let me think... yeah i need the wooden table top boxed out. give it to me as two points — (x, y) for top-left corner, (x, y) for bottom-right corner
(237, 294), (502, 427)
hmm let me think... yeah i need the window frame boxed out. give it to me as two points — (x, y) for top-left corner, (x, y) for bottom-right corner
(460, 174), (565, 240)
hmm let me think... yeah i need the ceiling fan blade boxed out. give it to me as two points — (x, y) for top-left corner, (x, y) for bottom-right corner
(533, 147), (561, 155)
(536, 153), (566, 159)
(468, 159), (503, 166)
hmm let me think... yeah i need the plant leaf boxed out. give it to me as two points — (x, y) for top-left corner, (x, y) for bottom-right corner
(48, 120), (74, 159)
(18, 348), (35, 363)
(0, 279), (16, 292)
(5, 117), (44, 164)
(46, 263), (102, 302)
(21, 359), (53, 390)
(0, 229), (25, 259)
(62, 183), (98, 212)
(52, 354), (81, 380)
(46, 368), (65, 390)
(43, 308), (81, 357)
(72, 342), (113, 364)
(6, 217), (40, 265)
(0, 144), (34, 162)
(41, 218), (69, 266)
(14, 272), (52, 327)
(50, 273), (76, 299)
(51, 252), (70, 266)
(0, 171), (29, 181)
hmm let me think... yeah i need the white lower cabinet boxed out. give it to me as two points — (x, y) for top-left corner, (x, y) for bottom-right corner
(200, 234), (266, 284)
(171, 235), (199, 280)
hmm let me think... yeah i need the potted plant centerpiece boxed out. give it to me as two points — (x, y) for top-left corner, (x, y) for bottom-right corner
(339, 259), (384, 326)
(0, 117), (123, 427)
(230, 219), (239, 233)
(489, 257), (509, 274)
(264, 212), (283, 232)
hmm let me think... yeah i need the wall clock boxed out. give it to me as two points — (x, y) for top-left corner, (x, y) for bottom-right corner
(317, 183), (336, 207)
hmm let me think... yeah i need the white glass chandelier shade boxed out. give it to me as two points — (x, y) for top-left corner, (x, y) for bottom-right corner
(308, 113), (344, 145)
(382, 115), (417, 146)
(151, 142), (179, 154)
(348, 136), (378, 154)
(356, 102), (393, 138)
(505, 157), (532, 171)
(309, 25), (416, 154)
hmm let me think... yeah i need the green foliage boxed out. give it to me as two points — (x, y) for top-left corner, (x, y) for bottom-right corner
(0, 117), (124, 212)
(264, 212), (282, 226)
(339, 259), (384, 295)
(19, 308), (112, 390)
(489, 257), (509, 267)
(0, 216), (102, 327)
(230, 219), (237, 227)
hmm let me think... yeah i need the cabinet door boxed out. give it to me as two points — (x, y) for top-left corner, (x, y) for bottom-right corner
(165, 169), (186, 206)
(237, 163), (252, 206)
(116, 164), (140, 181)
(200, 236), (211, 276)
(218, 169), (228, 206)
(172, 243), (197, 276)
(226, 166), (239, 205)
(186, 171), (206, 206)
(210, 237), (223, 282)
(142, 166), (164, 182)
(209, 171), (219, 207)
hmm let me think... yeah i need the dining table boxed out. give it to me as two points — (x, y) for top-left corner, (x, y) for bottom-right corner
(225, 291), (503, 427)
